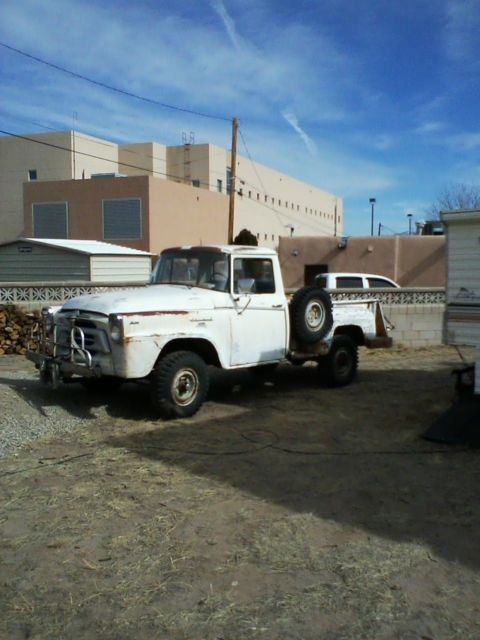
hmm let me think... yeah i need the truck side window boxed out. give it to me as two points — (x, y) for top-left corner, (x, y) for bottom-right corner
(336, 277), (363, 288)
(233, 258), (275, 294)
(367, 277), (396, 288)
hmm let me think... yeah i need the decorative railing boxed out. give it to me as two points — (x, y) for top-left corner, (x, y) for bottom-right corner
(0, 283), (445, 306)
(285, 288), (445, 305)
(329, 288), (445, 305)
(0, 282), (146, 305)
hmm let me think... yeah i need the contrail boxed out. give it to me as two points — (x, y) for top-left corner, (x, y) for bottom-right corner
(282, 111), (317, 155)
(210, 0), (243, 51)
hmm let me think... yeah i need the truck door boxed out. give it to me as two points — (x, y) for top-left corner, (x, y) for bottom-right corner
(229, 256), (288, 366)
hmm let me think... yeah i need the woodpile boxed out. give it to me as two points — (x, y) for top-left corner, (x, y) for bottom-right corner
(0, 306), (40, 356)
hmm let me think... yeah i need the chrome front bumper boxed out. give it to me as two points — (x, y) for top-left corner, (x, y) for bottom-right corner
(27, 321), (105, 388)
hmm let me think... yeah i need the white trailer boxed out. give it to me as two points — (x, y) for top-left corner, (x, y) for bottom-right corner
(423, 210), (480, 443)
(442, 209), (480, 395)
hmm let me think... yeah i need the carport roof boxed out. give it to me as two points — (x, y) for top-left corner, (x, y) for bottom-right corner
(3, 238), (153, 256)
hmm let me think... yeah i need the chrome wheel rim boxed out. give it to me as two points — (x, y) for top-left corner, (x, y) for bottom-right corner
(305, 300), (325, 331)
(171, 368), (200, 406)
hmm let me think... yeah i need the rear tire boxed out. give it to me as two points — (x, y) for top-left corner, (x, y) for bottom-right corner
(151, 351), (209, 419)
(318, 335), (358, 387)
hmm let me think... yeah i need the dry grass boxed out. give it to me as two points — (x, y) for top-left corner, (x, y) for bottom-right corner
(1, 346), (480, 639)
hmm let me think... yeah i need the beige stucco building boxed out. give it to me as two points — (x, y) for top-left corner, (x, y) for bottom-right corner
(1, 130), (343, 249)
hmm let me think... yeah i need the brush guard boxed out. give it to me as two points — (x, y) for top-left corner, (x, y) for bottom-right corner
(27, 310), (97, 389)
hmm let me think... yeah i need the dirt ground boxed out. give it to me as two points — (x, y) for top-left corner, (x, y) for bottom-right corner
(1, 345), (480, 640)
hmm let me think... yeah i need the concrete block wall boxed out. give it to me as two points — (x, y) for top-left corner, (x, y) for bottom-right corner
(383, 304), (445, 347)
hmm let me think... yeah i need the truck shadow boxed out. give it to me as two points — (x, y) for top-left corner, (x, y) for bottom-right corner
(103, 364), (480, 572)
(2, 362), (479, 570)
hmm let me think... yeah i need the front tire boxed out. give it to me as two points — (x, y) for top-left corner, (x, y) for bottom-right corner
(151, 351), (209, 419)
(318, 335), (358, 387)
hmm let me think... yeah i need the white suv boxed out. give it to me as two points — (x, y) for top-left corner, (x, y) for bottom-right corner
(315, 272), (400, 289)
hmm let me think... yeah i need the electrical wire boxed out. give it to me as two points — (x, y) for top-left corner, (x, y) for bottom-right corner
(0, 41), (231, 123)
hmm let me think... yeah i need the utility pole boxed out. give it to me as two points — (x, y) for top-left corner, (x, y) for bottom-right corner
(228, 117), (239, 244)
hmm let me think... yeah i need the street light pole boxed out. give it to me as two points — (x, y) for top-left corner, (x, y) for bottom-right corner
(369, 198), (376, 236)
(407, 213), (413, 235)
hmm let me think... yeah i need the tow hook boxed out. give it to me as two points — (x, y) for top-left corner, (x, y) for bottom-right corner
(39, 361), (61, 390)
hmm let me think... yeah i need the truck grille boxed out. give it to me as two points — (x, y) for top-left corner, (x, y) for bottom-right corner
(56, 316), (111, 355)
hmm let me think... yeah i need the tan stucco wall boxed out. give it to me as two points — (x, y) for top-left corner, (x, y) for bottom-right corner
(0, 131), (119, 243)
(278, 235), (446, 288)
(71, 131), (118, 179)
(23, 175), (229, 254)
(148, 177), (228, 252)
(118, 142), (167, 178)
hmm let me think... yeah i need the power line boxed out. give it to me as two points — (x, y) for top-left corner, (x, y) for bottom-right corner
(0, 41), (231, 123)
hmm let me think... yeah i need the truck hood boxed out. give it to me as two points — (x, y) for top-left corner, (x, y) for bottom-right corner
(61, 285), (219, 315)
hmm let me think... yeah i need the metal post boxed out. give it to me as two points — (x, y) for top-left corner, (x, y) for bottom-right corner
(369, 198), (376, 236)
(228, 117), (239, 244)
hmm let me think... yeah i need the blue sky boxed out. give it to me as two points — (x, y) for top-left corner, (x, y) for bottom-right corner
(1, 0), (480, 236)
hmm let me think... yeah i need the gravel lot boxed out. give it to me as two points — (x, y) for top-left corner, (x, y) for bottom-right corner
(1, 346), (480, 640)
(0, 356), (113, 458)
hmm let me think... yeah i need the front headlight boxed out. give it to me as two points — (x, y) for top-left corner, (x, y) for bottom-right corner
(109, 314), (124, 344)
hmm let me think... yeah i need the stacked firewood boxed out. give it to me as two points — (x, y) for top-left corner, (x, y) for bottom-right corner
(0, 306), (40, 355)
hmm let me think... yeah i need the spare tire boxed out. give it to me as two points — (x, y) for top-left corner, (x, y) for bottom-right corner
(290, 286), (333, 344)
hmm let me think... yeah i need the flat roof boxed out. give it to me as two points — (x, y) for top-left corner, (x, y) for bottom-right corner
(1, 238), (153, 256)
(161, 245), (277, 256)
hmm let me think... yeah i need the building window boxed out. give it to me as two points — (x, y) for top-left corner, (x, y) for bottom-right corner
(28, 169), (37, 181)
(248, 191), (252, 198)
(257, 193), (260, 201)
(217, 179), (223, 193)
(264, 233), (267, 240)
(265, 195), (268, 203)
(103, 198), (142, 240)
(33, 202), (68, 238)
(192, 179), (200, 188)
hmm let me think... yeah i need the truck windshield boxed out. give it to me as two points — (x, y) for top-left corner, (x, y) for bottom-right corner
(152, 251), (230, 292)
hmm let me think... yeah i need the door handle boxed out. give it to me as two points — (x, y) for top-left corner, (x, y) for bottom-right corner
(272, 304), (284, 308)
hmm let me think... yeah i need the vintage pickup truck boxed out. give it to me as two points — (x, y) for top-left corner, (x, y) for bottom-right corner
(27, 245), (392, 419)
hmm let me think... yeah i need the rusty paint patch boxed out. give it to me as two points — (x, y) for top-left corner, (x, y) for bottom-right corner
(122, 310), (189, 317)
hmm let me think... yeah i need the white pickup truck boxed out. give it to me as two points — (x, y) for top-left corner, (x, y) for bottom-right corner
(27, 245), (392, 419)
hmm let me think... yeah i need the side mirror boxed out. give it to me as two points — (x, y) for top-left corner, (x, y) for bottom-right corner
(237, 278), (255, 293)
